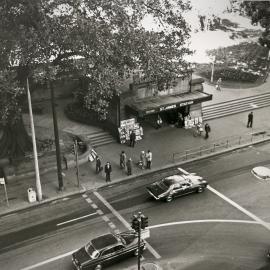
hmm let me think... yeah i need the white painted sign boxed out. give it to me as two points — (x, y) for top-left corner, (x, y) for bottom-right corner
(0, 178), (5, 185)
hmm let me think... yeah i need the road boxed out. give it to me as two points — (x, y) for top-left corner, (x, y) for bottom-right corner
(1, 142), (270, 270)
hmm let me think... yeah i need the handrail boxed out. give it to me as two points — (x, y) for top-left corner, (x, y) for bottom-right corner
(173, 129), (269, 162)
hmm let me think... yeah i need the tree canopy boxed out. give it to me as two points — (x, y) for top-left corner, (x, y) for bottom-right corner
(0, 0), (193, 121)
(240, 1), (270, 48)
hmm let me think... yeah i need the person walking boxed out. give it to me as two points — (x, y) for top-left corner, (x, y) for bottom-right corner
(140, 150), (146, 169)
(129, 130), (136, 147)
(204, 123), (211, 139)
(247, 112), (253, 128)
(146, 150), (152, 169)
(126, 158), (133, 176)
(120, 150), (127, 169)
(63, 155), (68, 170)
(96, 156), (102, 174)
(216, 78), (222, 91)
(104, 162), (112, 182)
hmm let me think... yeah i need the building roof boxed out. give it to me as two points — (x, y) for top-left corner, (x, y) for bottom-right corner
(126, 90), (212, 117)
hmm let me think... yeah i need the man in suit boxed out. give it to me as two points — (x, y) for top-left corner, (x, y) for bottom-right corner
(129, 130), (136, 147)
(104, 162), (112, 182)
(96, 156), (102, 174)
(247, 112), (253, 128)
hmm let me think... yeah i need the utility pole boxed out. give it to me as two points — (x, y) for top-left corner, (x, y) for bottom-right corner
(26, 78), (42, 201)
(210, 56), (216, 83)
(74, 139), (80, 187)
(48, 80), (63, 191)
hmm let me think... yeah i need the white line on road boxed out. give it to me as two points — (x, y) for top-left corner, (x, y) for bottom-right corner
(207, 185), (270, 231)
(85, 197), (92, 203)
(20, 250), (76, 270)
(56, 212), (97, 226)
(93, 191), (161, 259)
(149, 219), (259, 229)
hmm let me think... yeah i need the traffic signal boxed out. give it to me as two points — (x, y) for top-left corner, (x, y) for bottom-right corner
(131, 216), (140, 232)
(141, 215), (148, 229)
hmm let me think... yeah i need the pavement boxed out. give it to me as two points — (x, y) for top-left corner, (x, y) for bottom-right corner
(1, 76), (270, 216)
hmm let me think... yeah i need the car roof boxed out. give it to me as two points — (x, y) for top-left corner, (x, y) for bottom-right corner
(91, 233), (119, 250)
(164, 175), (187, 185)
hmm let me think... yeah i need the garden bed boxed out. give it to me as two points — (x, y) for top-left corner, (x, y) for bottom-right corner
(196, 42), (269, 85)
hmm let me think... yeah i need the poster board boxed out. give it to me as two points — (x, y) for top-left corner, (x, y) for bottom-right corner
(184, 116), (203, 129)
(118, 118), (143, 144)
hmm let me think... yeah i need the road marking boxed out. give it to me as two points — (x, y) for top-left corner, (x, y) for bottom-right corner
(56, 212), (97, 226)
(96, 209), (104, 215)
(20, 249), (76, 270)
(82, 194), (88, 198)
(94, 191), (161, 259)
(149, 219), (259, 229)
(85, 198), (92, 203)
(207, 185), (270, 231)
(91, 203), (98, 209)
(108, 222), (116, 229)
(102, 215), (110, 222)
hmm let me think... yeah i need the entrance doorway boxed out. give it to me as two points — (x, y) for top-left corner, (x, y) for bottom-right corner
(159, 106), (190, 126)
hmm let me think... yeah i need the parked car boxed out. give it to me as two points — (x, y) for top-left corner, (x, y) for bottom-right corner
(147, 167), (208, 202)
(72, 231), (146, 270)
(251, 166), (270, 181)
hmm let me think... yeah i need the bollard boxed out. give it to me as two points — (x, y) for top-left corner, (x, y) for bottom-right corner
(238, 136), (241, 145)
(226, 140), (229, 148)
(185, 150), (188, 160)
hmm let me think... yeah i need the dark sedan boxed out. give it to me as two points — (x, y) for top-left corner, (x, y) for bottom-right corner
(147, 167), (208, 202)
(72, 231), (145, 270)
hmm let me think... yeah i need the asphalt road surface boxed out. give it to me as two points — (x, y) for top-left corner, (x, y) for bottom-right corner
(1, 142), (270, 270)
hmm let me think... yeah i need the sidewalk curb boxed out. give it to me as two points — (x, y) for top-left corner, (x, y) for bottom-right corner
(0, 186), (86, 218)
(1, 138), (270, 217)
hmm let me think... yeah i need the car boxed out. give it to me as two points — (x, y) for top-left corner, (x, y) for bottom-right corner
(146, 167), (208, 202)
(72, 231), (146, 270)
(251, 166), (270, 180)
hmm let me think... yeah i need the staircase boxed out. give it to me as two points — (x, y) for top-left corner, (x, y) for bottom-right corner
(202, 92), (270, 121)
(84, 131), (116, 148)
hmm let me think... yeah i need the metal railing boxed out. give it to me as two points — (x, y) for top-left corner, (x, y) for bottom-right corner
(173, 130), (270, 162)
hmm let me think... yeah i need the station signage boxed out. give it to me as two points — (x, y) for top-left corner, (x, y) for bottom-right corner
(145, 100), (194, 115)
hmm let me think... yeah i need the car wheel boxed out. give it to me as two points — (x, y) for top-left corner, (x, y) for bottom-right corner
(95, 264), (102, 270)
(197, 187), (204, 193)
(166, 196), (173, 202)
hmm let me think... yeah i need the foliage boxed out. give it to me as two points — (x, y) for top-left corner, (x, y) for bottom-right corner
(0, 70), (25, 125)
(199, 67), (260, 83)
(239, 1), (270, 48)
(198, 42), (268, 82)
(0, 0), (193, 120)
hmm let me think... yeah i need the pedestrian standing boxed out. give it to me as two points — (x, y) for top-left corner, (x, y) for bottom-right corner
(120, 150), (127, 169)
(96, 156), (102, 174)
(126, 158), (133, 176)
(146, 150), (152, 169)
(204, 123), (211, 139)
(156, 114), (163, 129)
(247, 112), (253, 128)
(129, 130), (136, 147)
(216, 78), (222, 91)
(104, 162), (112, 182)
(63, 155), (68, 170)
(140, 150), (146, 169)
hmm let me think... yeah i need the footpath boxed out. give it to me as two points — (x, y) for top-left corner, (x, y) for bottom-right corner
(1, 78), (270, 216)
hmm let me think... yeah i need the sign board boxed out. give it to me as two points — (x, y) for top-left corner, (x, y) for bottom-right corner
(118, 118), (143, 144)
(0, 178), (5, 185)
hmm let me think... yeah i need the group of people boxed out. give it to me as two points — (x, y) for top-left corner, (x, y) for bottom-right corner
(94, 149), (153, 183)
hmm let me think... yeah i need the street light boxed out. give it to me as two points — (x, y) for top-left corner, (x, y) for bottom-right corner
(210, 56), (216, 83)
(189, 63), (196, 92)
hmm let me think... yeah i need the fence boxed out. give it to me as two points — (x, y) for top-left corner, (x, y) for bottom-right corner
(172, 130), (270, 162)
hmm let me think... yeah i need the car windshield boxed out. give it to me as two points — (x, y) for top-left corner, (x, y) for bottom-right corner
(162, 179), (174, 188)
(85, 243), (98, 259)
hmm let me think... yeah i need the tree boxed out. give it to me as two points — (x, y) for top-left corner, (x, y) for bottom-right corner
(0, 0), (193, 156)
(240, 1), (270, 48)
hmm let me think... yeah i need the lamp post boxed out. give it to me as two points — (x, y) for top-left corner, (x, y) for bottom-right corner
(210, 56), (216, 83)
(189, 64), (196, 92)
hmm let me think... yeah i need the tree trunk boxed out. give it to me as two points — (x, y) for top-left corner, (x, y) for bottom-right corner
(0, 117), (32, 159)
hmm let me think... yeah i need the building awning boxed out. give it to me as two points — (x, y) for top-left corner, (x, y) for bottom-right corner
(125, 90), (212, 117)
